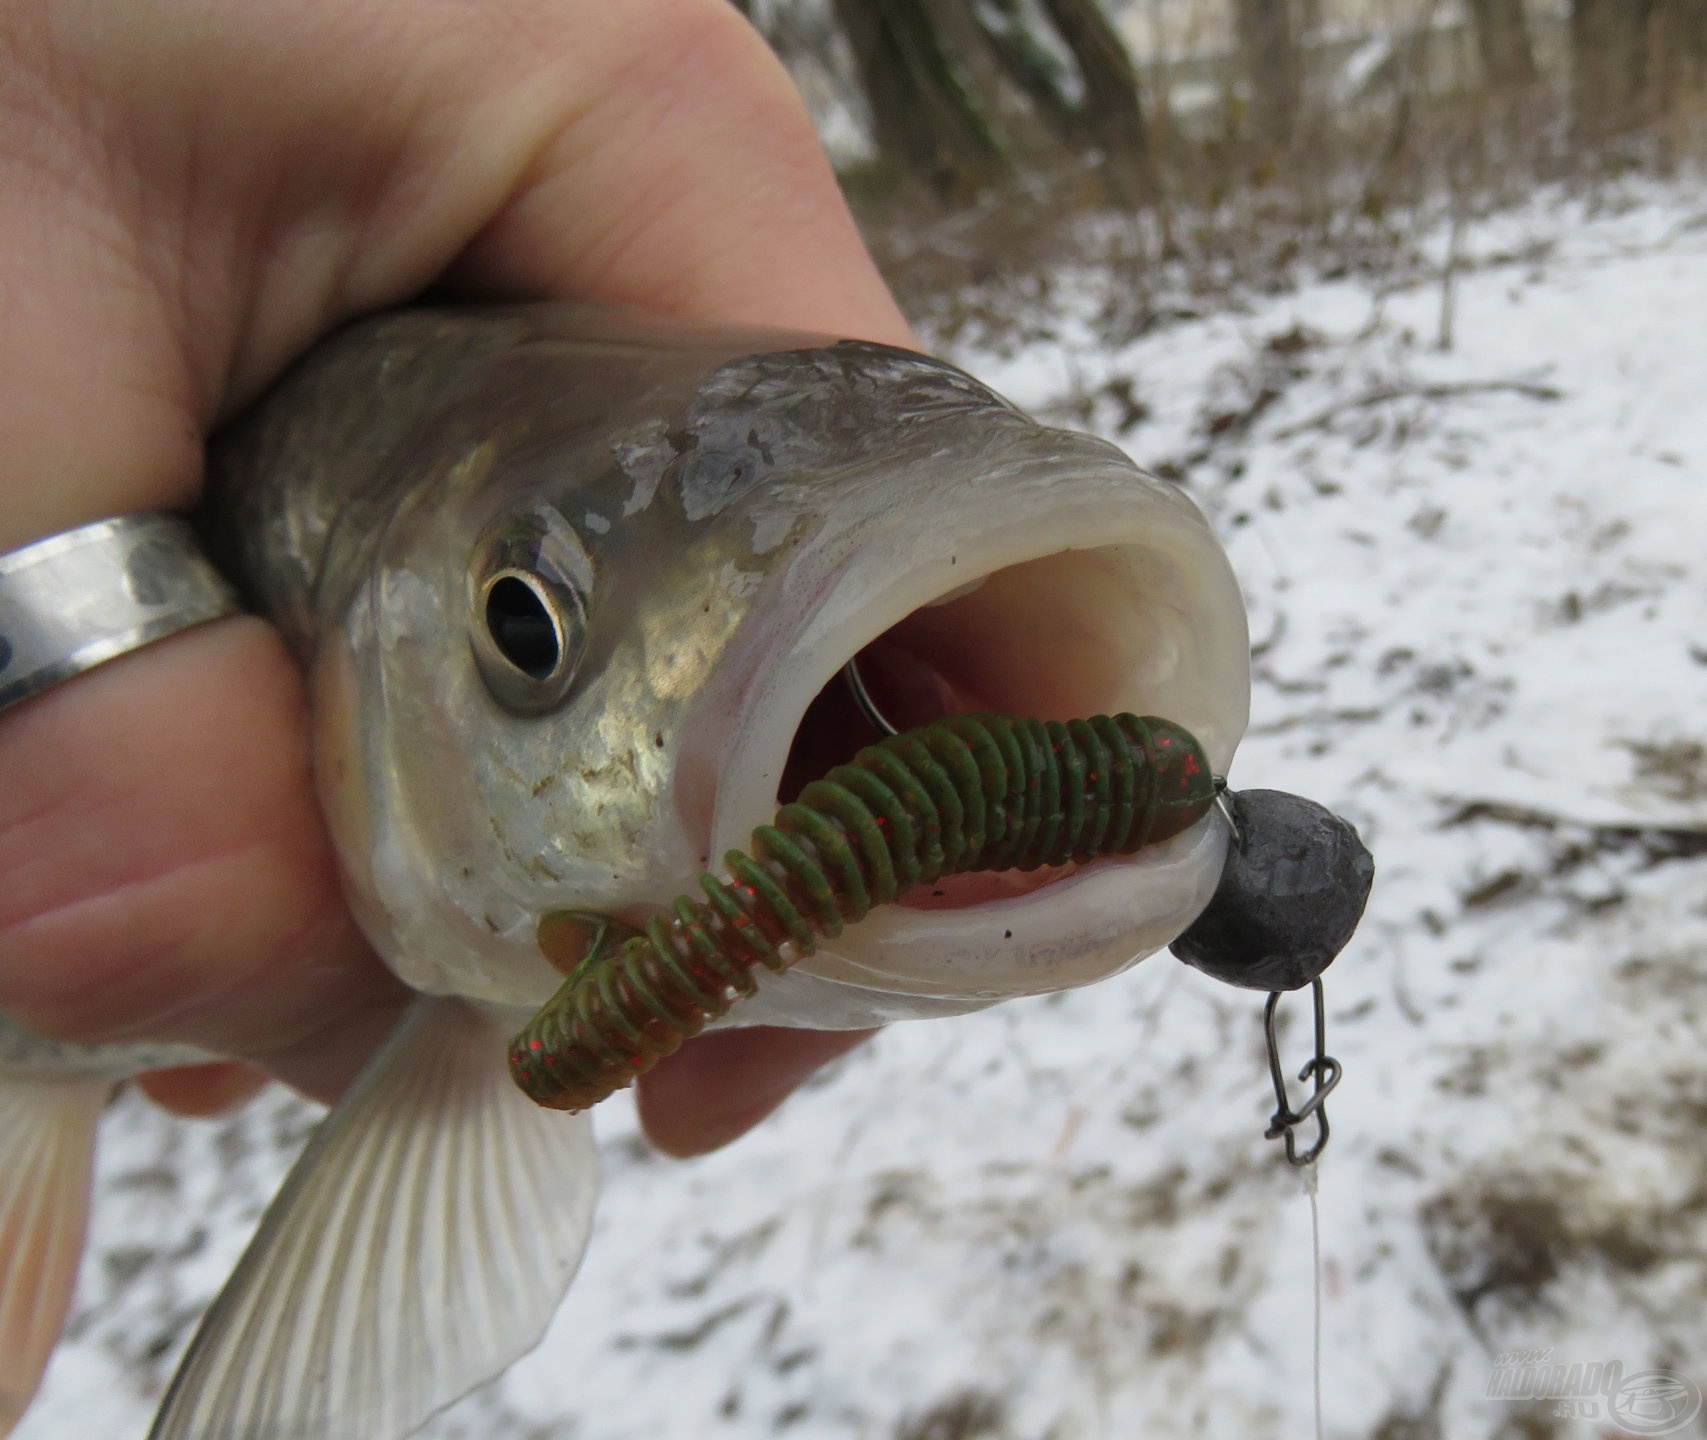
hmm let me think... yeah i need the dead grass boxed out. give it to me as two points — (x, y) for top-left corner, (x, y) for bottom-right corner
(1421, 1170), (1707, 1333)
(894, 1390), (1007, 1440)
(847, 72), (1701, 355)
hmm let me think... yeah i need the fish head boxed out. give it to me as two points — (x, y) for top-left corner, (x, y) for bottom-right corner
(305, 315), (1249, 1016)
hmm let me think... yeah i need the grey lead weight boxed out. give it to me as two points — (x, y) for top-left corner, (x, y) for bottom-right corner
(1170, 788), (1375, 992)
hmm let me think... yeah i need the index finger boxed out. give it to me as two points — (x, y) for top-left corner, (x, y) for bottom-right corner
(451, 1), (914, 343)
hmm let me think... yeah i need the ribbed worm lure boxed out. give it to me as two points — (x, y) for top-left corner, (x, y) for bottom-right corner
(510, 710), (1216, 1111)
(858, 659), (1373, 1165)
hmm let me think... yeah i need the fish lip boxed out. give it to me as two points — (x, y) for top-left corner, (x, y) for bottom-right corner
(699, 458), (1250, 998)
(784, 821), (1232, 1001)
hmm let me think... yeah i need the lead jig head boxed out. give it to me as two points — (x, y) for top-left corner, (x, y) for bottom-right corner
(1171, 786), (1372, 1166)
(1169, 787), (1374, 993)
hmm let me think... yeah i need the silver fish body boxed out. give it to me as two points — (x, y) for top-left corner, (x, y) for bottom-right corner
(209, 305), (1249, 1023)
(1, 306), (1250, 1440)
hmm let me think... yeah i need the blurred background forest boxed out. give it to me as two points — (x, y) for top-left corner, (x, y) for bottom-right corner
(734, 0), (1706, 335)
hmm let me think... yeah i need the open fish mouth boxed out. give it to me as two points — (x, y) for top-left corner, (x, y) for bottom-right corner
(706, 482), (1251, 1002)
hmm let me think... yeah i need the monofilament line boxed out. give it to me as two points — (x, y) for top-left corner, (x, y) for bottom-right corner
(1303, 1159), (1323, 1440)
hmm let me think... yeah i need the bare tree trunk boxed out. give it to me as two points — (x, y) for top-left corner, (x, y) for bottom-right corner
(1468, 0), (1538, 87)
(1037, 0), (1157, 204)
(831, 0), (1005, 198)
(1680, 0), (1707, 56)
(971, 0), (1082, 144)
(1653, 0), (1707, 109)
(1234, 0), (1300, 149)
(1571, 0), (1656, 136)
(1675, 0), (1707, 58)
(824, 0), (1153, 209)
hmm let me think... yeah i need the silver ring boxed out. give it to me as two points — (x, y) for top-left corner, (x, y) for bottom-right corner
(0, 513), (241, 714)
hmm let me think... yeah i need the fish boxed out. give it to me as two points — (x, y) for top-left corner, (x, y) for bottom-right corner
(0, 304), (1251, 1440)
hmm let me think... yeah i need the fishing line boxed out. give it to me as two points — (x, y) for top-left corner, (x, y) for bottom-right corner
(1305, 1159), (1324, 1440)
(1263, 982), (1338, 1440)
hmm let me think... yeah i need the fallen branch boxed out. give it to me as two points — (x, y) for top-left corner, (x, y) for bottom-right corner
(1272, 377), (1563, 440)
(1439, 798), (1707, 864)
(1245, 704), (1386, 736)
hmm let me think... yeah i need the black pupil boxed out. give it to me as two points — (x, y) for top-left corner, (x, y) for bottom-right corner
(486, 576), (560, 679)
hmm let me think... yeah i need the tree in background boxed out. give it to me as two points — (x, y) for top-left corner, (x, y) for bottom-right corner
(1654, 0), (1707, 123)
(751, 0), (1155, 207)
(1033, 0), (1156, 203)
(1467, 0), (1538, 90)
(1233, 0), (1300, 149)
(830, 0), (1007, 200)
(1571, 0), (1655, 136)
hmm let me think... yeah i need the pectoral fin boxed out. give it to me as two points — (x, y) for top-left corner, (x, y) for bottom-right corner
(149, 996), (599, 1440)
(0, 1074), (105, 1438)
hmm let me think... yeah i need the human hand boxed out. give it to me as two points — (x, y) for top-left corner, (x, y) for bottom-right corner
(0, 0), (905, 1155)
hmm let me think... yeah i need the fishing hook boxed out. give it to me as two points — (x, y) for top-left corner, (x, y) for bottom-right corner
(1211, 773), (1240, 846)
(1263, 978), (1342, 1167)
(843, 656), (899, 736)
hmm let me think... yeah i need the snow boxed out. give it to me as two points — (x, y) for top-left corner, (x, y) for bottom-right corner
(20, 180), (1707, 1440)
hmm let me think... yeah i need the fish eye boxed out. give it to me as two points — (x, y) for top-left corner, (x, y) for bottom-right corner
(468, 513), (591, 715)
(484, 573), (565, 679)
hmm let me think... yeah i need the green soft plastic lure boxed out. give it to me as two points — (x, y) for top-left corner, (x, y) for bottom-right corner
(510, 710), (1214, 1111)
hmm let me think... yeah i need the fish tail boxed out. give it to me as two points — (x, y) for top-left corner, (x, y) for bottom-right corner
(0, 1072), (107, 1438)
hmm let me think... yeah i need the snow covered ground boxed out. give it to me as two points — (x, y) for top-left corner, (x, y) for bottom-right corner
(21, 181), (1707, 1440)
